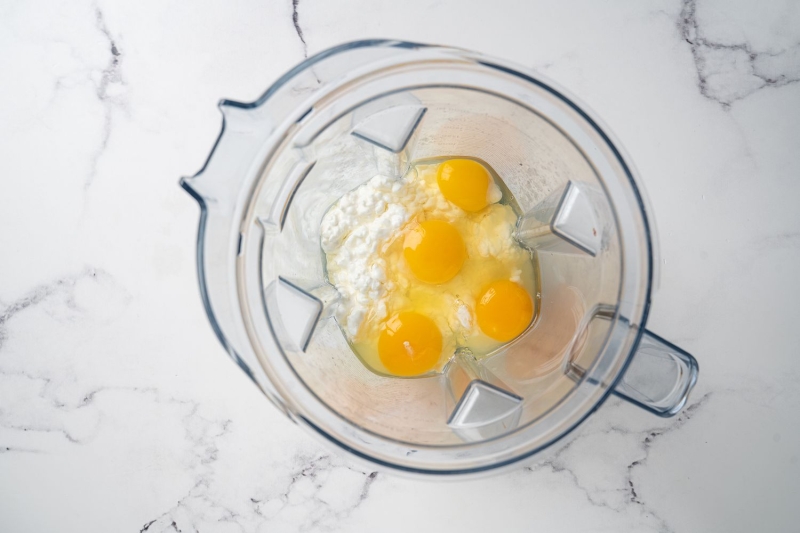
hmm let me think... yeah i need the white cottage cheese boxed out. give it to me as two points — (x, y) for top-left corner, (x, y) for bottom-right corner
(321, 175), (415, 337)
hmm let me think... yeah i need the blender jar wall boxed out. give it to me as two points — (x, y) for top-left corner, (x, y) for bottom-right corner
(251, 84), (624, 446)
(184, 40), (697, 475)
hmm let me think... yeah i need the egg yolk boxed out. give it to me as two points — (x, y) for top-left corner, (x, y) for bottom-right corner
(476, 280), (534, 342)
(378, 311), (442, 376)
(437, 159), (494, 212)
(403, 220), (466, 284)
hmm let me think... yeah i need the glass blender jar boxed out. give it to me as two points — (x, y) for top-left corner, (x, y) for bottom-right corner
(182, 40), (699, 476)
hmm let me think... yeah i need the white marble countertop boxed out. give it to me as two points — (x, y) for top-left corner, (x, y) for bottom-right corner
(2, 0), (799, 531)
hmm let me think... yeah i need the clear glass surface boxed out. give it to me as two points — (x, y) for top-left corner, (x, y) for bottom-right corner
(182, 40), (699, 476)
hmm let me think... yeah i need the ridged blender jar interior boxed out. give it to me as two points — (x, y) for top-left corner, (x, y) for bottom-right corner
(245, 88), (620, 445)
(184, 42), (697, 475)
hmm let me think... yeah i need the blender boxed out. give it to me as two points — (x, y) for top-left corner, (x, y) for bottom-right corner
(182, 40), (699, 476)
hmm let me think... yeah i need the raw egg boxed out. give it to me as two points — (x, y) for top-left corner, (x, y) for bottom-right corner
(403, 219), (466, 284)
(437, 159), (499, 212)
(378, 311), (443, 376)
(476, 279), (534, 342)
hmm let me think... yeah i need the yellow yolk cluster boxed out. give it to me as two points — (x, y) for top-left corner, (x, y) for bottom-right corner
(325, 159), (537, 377)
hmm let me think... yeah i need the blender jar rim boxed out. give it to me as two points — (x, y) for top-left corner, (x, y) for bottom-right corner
(186, 39), (656, 476)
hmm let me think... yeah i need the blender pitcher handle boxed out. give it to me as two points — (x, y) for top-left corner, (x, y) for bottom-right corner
(612, 330), (699, 417)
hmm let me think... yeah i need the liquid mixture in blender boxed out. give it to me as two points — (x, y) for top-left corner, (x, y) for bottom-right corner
(321, 158), (538, 377)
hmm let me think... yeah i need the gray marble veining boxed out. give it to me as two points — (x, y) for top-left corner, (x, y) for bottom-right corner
(1, 0), (799, 531)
